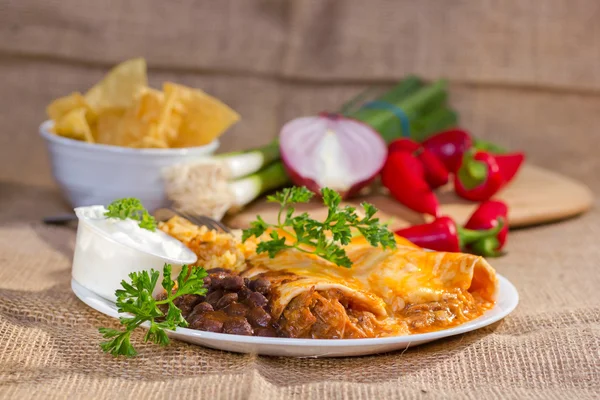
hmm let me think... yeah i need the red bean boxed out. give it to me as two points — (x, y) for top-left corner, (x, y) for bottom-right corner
(249, 278), (271, 295)
(173, 294), (203, 317)
(206, 268), (229, 274)
(186, 302), (215, 325)
(192, 302), (214, 314)
(222, 275), (244, 291)
(215, 292), (238, 310)
(209, 273), (228, 289)
(223, 302), (249, 317)
(222, 318), (253, 336)
(245, 292), (268, 308)
(186, 312), (202, 326)
(190, 315), (224, 333)
(238, 286), (252, 301)
(247, 307), (271, 328)
(205, 290), (224, 307)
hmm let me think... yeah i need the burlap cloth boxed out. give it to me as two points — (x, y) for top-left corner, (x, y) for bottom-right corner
(1, 1), (599, 399)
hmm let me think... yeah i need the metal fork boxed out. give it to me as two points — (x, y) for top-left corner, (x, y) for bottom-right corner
(42, 207), (232, 233)
(153, 208), (232, 233)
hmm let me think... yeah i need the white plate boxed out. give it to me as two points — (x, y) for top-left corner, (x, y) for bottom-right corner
(72, 276), (518, 357)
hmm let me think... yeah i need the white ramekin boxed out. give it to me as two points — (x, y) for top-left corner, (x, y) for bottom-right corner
(39, 120), (220, 211)
(72, 207), (198, 302)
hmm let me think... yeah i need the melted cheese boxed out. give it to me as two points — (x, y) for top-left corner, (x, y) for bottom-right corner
(164, 217), (498, 337)
(249, 231), (498, 335)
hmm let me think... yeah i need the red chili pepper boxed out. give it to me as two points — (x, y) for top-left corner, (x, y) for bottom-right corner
(388, 138), (421, 153)
(394, 216), (504, 253)
(388, 139), (449, 189)
(464, 200), (508, 257)
(381, 151), (440, 217)
(454, 150), (505, 201)
(494, 152), (525, 183)
(422, 129), (473, 173)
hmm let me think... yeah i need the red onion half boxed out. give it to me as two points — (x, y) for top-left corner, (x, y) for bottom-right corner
(279, 113), (388, 198)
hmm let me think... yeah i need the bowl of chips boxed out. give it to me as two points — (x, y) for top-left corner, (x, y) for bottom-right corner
(41, 58), (241, 210)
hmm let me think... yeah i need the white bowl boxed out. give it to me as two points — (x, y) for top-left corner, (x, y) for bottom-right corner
(39, 120), (220, 211)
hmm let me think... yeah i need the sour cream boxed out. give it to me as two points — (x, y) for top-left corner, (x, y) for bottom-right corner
(71, 206), (197, 302)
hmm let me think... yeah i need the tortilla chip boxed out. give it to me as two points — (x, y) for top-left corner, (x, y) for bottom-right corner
(153, 83), (187, 145)
(85, 58), (148, 113)
(163, 82), (240, 148)
(107, 88), (169, 148)
(136, 88), (173, 147)
(135, 87), (164, 123)
(46, 92), (97, 124)
(54, 107), (95, 143)
(135, 136), (170, 148)
(94, 108), (126, 145)
(46, 92), (86, 121)
(46, 59), (240, 149)
(116, 107), (146, 147)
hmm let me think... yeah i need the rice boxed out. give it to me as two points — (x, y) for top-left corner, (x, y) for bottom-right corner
(159, 216), (256, 272)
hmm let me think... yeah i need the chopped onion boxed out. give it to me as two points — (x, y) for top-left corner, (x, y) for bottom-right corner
(279, 113), (388, 198)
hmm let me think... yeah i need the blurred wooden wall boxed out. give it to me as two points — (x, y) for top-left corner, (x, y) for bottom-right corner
(1, 0), (599, 190)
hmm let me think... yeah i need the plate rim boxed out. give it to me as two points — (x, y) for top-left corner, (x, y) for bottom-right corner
(72, 274), (518, 347)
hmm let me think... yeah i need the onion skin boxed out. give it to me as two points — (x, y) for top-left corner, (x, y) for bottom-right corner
(279, 114), (387, 199)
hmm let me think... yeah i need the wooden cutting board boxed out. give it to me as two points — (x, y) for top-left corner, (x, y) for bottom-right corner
(226, 164), (594, 230)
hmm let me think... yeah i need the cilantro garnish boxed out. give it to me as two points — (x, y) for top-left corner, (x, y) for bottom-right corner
(242, 187), (397, 268)
(99, 264), (208, 357)
(104, 197), (157, 231)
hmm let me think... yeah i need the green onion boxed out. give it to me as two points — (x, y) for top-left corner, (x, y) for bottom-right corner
(377, 75), (424, 104)
(341, 76), (425, 117)
(339, 87), (382, 116)
(229, 162), (290, 213)
(215, 140), (280, 179)
(351, 79), (448, 143)
(410, 107), (459, 142)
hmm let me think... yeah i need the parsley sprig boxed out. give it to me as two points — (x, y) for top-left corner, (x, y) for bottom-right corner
(99, 263), (207, 357)
(104, 197), (157, 231)
(242, 187), (396, 268)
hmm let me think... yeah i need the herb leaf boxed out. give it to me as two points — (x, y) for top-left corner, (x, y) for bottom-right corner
(99, 263), (208, 357)
(242, 187), (396, 268)
(105, 197), (157, 231)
